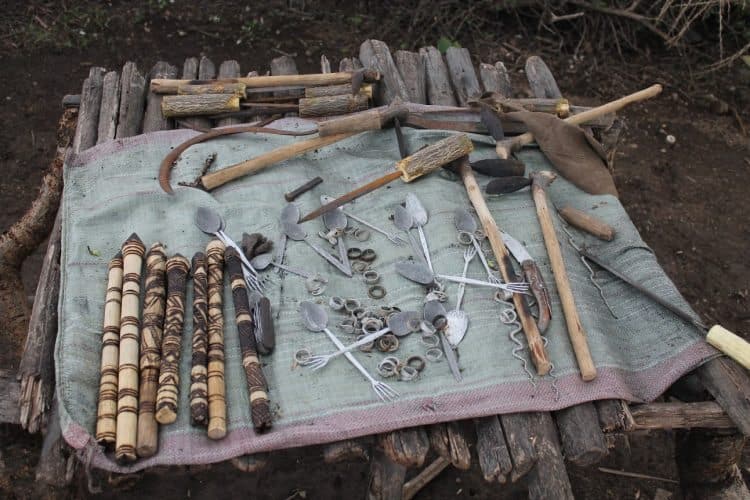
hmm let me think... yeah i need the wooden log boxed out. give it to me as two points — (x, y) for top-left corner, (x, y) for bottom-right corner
(445, 47), (482, 106)
(696, 357), (750, 436)
(115, 62), (146, 138)
(115, 233), (146, 464)
(142, 61), (178, 133)
(189, 252), (209, 427)
(161, 94), (240, 118)
(136, 243), (167, 457)
(525, 56), (562, 99)
(394, 50), (426, 104)
(323, 439), (370, 463)
(298, 93), (369, 117)
(317, 103), (407, 137)
(428, 424), (450, 459)
(367, 447), (408, 500)
(474, 416), (513, 483)
(270, 55), (300, 117)
(177, 82), (246, 96)
(458, 159), (551, 374)
(676, 429), (749, 499)
(402, 456), (451, 500)
(339, 57), (363, 72)
(558, 205), (616, 241)
(72, 66), (105, 153)
(0, 369), (21, 424)
(36, 399), (75, 487)
(18, 211), (62, 434)
(427, 422), (470, 469)
(379, 427), (430, 468)
(596, 399), (633, 432)
(61, 94), (81, 108)
(178, 57), (199, 129)
(419, 46), (456, 106)
(554, 404), (607, 466)
(95, 252), (124, 446)
(155, 254), (190, 425)
(526, 412), (575, 500)
(193, 56), (217, 129)
(499, 413), (537, 482)
(479, 62), (512, 97)
(628, 402), (734, 430)
(360, 39), (410, 105)
(206, 240), (227, 439)
(97, 70), (120, 144)
(216, 60), (242, 127)
(305, 83), (373, 98)
(225, 247), (272, 431)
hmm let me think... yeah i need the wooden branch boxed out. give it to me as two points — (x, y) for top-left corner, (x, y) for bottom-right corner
(420, 46), (456, 106)
(499, 413), (538, 482)
(298, 93), (369, 117)
(323, 439), (370, 463)
(526, 412), (575, 500)
(177, 82), (246, 96)
(629, 402), (734, 430)
(676, 428), (749, 498)
(305, 83), (373, 98)
(402, 456), (451, 500)
(696, 357), (750, 436)
(161, 94), (240, 118)
(479, 62), (511, 97)
(115, 62), (146, 139)
(558, 205), (616, 241)
(216, 60), (242, 127)
(230, 453), (269, 473)
(72, 66), (104, 153)
(394, 50), (426, 104)
(554, 404), (607, 465)
(525, 56), (562, 100)
(97, 70), (120, 143)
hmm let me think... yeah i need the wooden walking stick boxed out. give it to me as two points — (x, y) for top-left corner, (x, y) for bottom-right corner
(225, 247), (272, 432)
(190, 252), (209, 427)
(206, 239), (227, 439)
(531, 171), (597, 381)
(457, 158), (552, 376)
(115, 234), (145, 463)
(136, 243), (167, 457)
(95, 252), (123, 446)
(155, 254), (190, 424)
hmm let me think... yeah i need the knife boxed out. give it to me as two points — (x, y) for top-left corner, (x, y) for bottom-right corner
(500, 231), (552, 333)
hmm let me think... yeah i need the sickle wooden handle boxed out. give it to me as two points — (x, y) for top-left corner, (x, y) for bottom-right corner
(706, 326), (750, 370)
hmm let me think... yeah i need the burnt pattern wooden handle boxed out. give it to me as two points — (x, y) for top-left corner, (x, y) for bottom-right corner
(225, 247), (272, 432)
(136, 243), (167, 458)
(115, 233), (145, 464)
(190, 252), (209, 427)
(96, 252), (123, 446)
(206, 239), (227, 439)
(155, 255), (190, 424)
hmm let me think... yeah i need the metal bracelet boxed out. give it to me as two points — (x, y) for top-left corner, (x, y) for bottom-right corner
(425, 347), (443, 362)
(360, 248), (377, 262)
(362, 317), (383, 334)
(368, 285), (386, 300)
(329, 296), (345, 311)
(344, 298), (361, 312)
(420, 333), (440, 347)
(354, 228), (371, 242)
(338, 319), (356, 334)
(376, 333), (399, 352)
(352, 306), (366, 319)
(377, 357), (399, 377)
(400, 365), (419, 381)
(294, 348), (313, 365)
(406, 355), (427, 372)
(457, 231), (474, 246)
(352, 261), (369, 273)
(363, 270), (380, 285)
(346, 247), (363, 259)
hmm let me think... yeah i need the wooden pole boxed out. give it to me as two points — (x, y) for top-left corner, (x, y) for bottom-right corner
(115, 233), (145, 464)
(189, 252), (209, 427)
(95, 252), (123, 446)
(155, 255), (190, 424)
(225, 247), (272, 432)
(298, 94), (369, 117)
(136, 243), (167, 458)
(531, 171), (597, 381)
(206, 239), (227, 440)
(457, 159), (551, 375)
(161, 94), (240, 118)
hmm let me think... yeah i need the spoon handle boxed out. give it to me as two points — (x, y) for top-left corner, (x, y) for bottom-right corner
(273, 233), (288, 273)
(440, 331), (463, 382)
(304, 239), (353, 276)
(270, 261), (312, 279)
(417, 226), (433, 273)
(345, 211), (402, 244)
(456, 258), (471, 310)
(322, 328), (377, 384)
(470, 235), (493, 278)
(329, 327), (391, 359)
(405, 230), (426, 264)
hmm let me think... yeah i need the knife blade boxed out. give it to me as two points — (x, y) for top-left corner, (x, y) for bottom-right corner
(500, 231), (552, 333)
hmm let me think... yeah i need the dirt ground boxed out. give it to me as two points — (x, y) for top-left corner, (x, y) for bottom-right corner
(1, 1), (749, 498)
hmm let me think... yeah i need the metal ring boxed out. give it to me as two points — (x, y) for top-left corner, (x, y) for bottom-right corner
(351, 261), (369, 273)
(360, 249), (377, 262)
(400, 365), (419, 381)
(344, 226), (357, 235)
(354, 228), (371, 242)
(357, 333), (375, 353)
(329, 296), (345, 311)
(407, 356), (427, 372)
(352, 307), (366, 319)
(294, 348), (313, 365)
(363, 270), (380, 285)
(344, 298), (361, 312)
(347, 247), (363, 259)
(377, 358), (398, 377)
(425, 347), (443, 362)
(310, 286), (325, 296)
(432, 315), (448, 331)
(474, 229), (486, 241)
(494, 289), (513, 302)
(457, 231), (474, 246)
(420, 333), (440, 347)
(368, 285), (386, 300)
(499, 308), (517, 324)
(376, 334), (399, 353)
(362, 317), (383, 334)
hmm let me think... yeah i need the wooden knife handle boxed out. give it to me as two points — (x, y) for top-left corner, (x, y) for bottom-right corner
(396, 134), (473, 182)
(706, 325), (750, 370)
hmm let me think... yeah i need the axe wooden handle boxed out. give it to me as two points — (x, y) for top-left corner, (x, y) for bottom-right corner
(200, 133), (354, 191)
(317, 103), (408, 137)
(706, 326), (750, 371)
(531, 172), (597, 381)
(496, 84), (663, 158)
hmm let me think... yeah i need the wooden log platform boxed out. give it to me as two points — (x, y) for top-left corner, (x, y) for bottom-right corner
(9, 39), (750, 499)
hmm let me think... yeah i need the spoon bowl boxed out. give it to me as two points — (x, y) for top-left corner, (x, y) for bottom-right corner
(393, 205), (414, 231)
(387, 311), (419, 337)
(394, 260), (434, 285)
(445, 310), (469, 346)
(299, 301), (328, 332)
(195, 206), (223, 234)
(281, 203), (301, 224)
(405, 193), (427, 226)
(282, 221), (308, 241)
(454, 209), (477, 234)
(250, 253), (274, 271)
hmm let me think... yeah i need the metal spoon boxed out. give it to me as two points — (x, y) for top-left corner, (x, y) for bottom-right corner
(393, 205), (426, 263)
(283, 221), (353, 277)
(321, 195), (351, 274)
(423, 300), (462, 382)
(305, 311), (416, 371)
(445, 246), (475, 347)
(454, 209), (502, 285)
(298, 301), (398, 402)
(275, 203), (301, 274)
(394, 260), (436, 286)
(339, 210), (407, 246)
(405, 193), (433, 272)
(251, 252), (325, 281)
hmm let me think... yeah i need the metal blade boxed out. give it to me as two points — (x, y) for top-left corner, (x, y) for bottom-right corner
(500, 231), (534, 265)
(394, 117), (408, 159)
(299, 170), (402, 222)
(479, 105), (505, 140)
(485, 176), (531, 195)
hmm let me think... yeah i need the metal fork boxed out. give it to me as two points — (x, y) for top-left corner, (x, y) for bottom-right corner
(436, 274), (530, 293)
(320, 326), (399, 402)
(306, 326), (392, 371)
(456, 246), (477, 308)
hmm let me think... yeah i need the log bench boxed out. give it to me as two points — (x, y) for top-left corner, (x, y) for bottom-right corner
(2, 39), (749, 499)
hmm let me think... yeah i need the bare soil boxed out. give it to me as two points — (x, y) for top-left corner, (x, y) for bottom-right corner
(1, 1), (748, 498)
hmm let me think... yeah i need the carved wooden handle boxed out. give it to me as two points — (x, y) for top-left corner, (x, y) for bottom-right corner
(397, 134), (473, 182)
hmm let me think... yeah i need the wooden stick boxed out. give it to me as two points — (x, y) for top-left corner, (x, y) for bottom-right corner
(200, 133), (353, 191)
(317, 103), (408, 137)
(402, 456), (451, 500)
(190, 252), (209, 427)
(161, 94), (240, 118)
(458, 159), (551, 375)
(206, 239), (227, 439)
(305, 83), (373, 98)
(557, 205), (616, 241)
(496, 84), (663, 158)
(115, 233), (145, 464)
(225, 247), (272, 432)
(155, 255), (190, 424)
(298, 93), (369, 117)
(531, 172), (597, 381)
(150, 70), (380, 94)
(177, 82), (246, 96)
(136, 243), (167, 458)
(95, 252), (123, 446)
